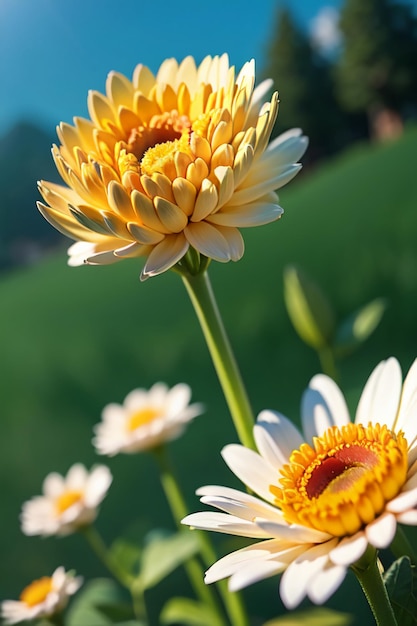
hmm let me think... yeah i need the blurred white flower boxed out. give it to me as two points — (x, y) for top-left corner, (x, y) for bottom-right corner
(93, 382), (203, 455)
(183, 358), (417, 608)
(1, 567), (82, 624)
(21, 463), (112, 536)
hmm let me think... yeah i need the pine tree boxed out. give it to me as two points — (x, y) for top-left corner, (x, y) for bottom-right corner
(335, 0), (417, 139)
(263, 6), (346, 161)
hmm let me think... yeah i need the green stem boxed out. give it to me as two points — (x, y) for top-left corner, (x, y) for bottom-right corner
(153, 446), (249, 626)
(81, 525), (134, 589)
(351, 546), (398, 626)
(390, 526), (417, 566)
(181, 269), (255, 449)
(318, 345), (339, 381)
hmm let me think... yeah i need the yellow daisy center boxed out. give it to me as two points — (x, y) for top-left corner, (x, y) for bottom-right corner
(55, 490), (83, 515)
(20, 577), (53, 607)
(127, 407), (161, 432)
(271, 423), (408, 536)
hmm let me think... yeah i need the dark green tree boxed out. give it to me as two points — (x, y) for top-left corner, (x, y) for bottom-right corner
(263, 6), (348, 162)
(335, 0), (417, 139)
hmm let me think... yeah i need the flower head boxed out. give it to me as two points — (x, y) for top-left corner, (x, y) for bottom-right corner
(93, 382), (203, 455)
(21, 463), (112, 536)
(1, 567), (82, 624)
(183, 358), (417, 608)
(37, 54), (308, 279)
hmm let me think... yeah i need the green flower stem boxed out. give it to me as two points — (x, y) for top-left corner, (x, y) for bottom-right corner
(154, 445), (249, 626)
(391, 526), (417, 566)
(81, 525), (134, 589)
(181, 269), (255, 450)
(317, 345), (339, 382)
(351, 546), (398, 626)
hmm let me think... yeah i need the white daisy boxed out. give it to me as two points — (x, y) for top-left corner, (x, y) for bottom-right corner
(183, 358), (417, 608)
(1, 567), (82, 624)
(21, 463), (112, 536)
(93, 382), (203, 455)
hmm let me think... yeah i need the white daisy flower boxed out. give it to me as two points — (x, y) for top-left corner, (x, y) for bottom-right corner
(93, 382), (203, 455)
(1, 566), (82, 624)
(183, 358), (417, 608)
(21, 463), (112, 536)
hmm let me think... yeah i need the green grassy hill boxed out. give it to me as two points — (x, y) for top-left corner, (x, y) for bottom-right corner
(1, 127), (417, 623)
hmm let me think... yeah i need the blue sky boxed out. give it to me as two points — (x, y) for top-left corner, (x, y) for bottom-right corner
(0, 0), (415, 134)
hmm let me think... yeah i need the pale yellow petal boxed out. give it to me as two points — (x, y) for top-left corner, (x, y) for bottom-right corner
(106, 71), (134, 109)
(131, 190), (170, 233)
(172, 178), (197, 216)
(154, 197), (189, 232)
(191, 179), (218, 222)
(132, 63), (156, 94)
(184, 222), (231, 261)
(141, 233), (189, 279)
(127, 223), (165, 245)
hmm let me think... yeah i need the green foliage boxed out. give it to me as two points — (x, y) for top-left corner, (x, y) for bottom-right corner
(384, 557), (417, 625)
(335, 298), (388, 357)
(65, 578), (139, 626)
(139, 530), (199, 591)
(263, 606), (353, 625)
(283, 265), (336, 350)
(336, 0), (417, 114)
(160, 597), (223, 626)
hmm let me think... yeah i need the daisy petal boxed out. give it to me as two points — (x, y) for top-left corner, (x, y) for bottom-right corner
(329, 532), (368, 566)
(365, 512), (397, 548)
(308, 563), (347, 605)
(279, 539), (338, 609)
(355, 358), (402, 428)
(302, 374), (350, 442)
(221, 444), (277, 502)
(254, 410), (303, 468)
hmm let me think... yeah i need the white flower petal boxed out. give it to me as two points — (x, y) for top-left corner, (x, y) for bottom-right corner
(308, 563), (347, 605)
(254, 410), (303, 468)
(355, 358), (402, 428)
(395, 358), (417, 431)
(228, 559), (285, 591)
(197, 490), (286, 524)
(182, 511), (268, 538)
(279, 539), (338, 609)
(221, 444), (277, 503)
(365, 512), (397, 548)
(329, 532), (367, 565)
(255, 519), (331, 543)
(302, 374), (350, 442)
(397, 509), (417, 524)
(386, 481), (417, 513)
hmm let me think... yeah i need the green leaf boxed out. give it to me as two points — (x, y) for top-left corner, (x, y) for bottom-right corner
(160, 597), (223, 626)
(263, 607), (353, 626)
(335, 297), (387, 356)
(283, 265), (336, 350)
(139, 530), (199, 590)
(109, 536), (142, 578)
(384, 556), (417, 626)
(65, 578), (128, 626)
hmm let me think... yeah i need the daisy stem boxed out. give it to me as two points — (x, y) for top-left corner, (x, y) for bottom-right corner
(181, 269), (255, 450)
(154, 445), (249, 626)
(351, 546), (398, 626)
(81, 525), (134, 589)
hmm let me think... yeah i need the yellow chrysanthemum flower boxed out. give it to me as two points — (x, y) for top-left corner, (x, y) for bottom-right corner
(37, 54), (307, 279)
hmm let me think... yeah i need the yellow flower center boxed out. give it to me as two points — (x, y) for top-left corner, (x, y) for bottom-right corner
(141, 134), (193, 178)
(20, 577), (53, 607)
(127, 407), (161, 431)
(271, 423), (408, 537)
(127, 110), (191, 162)
(55, 490), (83, 515)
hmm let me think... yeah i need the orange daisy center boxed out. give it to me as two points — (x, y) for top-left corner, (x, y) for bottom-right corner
(271, 422), (408, 536)
(20, 577), (53, 607)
